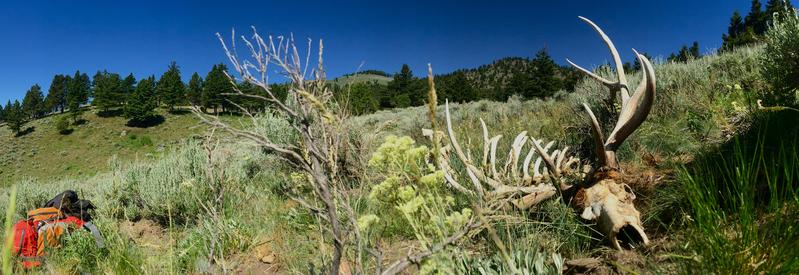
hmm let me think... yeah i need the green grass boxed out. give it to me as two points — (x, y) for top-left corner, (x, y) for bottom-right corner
(0, 107), (234, 185)
(0, 43), (794, 273)
(678, 110), (799, 274)
(331, 73), (392, 86)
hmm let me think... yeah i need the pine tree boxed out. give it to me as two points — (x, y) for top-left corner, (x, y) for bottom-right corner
(767, 0), (795, 22)
(526, 49), (561, 99)
(22, 84), (45, 119)
(156, 61), (185, 110)
(186, 72), (204, 106)
(67, 71), (90, 123)
(92, 71), (123, 112)
(124, 76), (157, 124)
(340, 82), (380, 115)
(440, 71), (477, 103)
(203, 64), (234, 114)
(386, 64), (423, 108)
(45, 74), (69, 114)
(6, 100), (26, 135)
(122, 73), (137, 101)
(746, 0), (767, 34)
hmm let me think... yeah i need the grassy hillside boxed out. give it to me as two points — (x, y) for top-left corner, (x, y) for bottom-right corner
(0, 109), (225, 185)
(0, 44), (797, 274)
(331, 73), (392, 86)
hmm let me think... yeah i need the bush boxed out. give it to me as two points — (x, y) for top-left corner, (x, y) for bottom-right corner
(761, 8), (799, 106)
(56, 116), (73, 134)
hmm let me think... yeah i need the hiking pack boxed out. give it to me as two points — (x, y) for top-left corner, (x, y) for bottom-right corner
(10, 190), (105, 269)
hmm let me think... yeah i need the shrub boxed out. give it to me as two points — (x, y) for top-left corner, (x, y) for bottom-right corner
(761, 8), (799, 106)
(56, 116), (72, 135)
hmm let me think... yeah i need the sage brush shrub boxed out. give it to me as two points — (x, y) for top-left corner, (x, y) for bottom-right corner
(365, 135), (472, 271)
(761, 8), (799, 106)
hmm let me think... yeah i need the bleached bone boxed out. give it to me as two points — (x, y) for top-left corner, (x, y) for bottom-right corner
(567, 16), (655, 250)
(431, 17), (655, 251)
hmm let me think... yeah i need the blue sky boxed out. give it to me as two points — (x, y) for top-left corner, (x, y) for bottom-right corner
(0, 1), (781, 103)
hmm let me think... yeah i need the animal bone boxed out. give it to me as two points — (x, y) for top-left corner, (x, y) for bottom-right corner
(429, 17), (655, 250)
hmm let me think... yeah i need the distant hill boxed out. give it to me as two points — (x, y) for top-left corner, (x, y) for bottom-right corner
(0, 109), (229, 185)
(331, 71), (392, 86)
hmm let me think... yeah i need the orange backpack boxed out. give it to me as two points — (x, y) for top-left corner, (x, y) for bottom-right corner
(11, 207), (86, 269)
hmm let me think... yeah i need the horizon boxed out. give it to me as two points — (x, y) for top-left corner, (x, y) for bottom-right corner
(0, 0), (779, 103)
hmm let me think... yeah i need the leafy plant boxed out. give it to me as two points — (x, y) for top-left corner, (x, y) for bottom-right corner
(761, 6), (799, 107)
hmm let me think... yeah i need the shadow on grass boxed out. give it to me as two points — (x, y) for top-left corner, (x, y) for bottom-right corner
(74, 118), (89, 126)
(14, 126), (35, 137)
(126, 115), (165, 128)
(168, 109), (191, 115)
(58, 129), (74, 135)
(97, 109), (124, 118)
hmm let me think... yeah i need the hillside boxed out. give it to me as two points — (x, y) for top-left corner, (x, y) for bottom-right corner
(0, 109), (224, 185)
(1, 43), (798, 274)
(331, 72), (392, 86)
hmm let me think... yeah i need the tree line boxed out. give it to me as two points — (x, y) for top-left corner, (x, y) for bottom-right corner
(333, 49), (582, 115)
(0, 62), (290, 135)
(723, 0), (795, 50)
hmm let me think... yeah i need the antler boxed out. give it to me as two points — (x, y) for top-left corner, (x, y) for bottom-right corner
(569, 18), (657, 169)
(424, 101), (584, 210)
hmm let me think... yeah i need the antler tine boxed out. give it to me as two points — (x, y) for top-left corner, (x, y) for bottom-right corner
(444, 101), (502, 187)
(532, 140), (555, 178)
(577, 16), (630, 105)
(532, 139), (561, 178)
(489, 135), (501, 178)
(566, 59), (616, 87)
(480, 119), (490, 167)
(507, 132), (528, 178)
(604, 50), (656, 151)
(522, 145), (536, 181)
(582, 103), (610, 167)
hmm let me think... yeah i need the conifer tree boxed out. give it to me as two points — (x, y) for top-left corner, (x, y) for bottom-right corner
(122, 73), (137, 100)
(67, 71), (90, 123)
(22, 84), (45, 119)
(124, 76), (157, 124)
(156, 61), (185, 110)
(386, 64), (422, 108)
(6, 100), (26, 135)
(340, 81), (380, 115)
(92, 71), (123, 112)
(186, 72), (203, 106)
(526, 49), (561, 99)
(746, 0), (767, 34)
(45, 74), (69, 113)
(440, 71), (477, 103)
(203, 64), (233, 114)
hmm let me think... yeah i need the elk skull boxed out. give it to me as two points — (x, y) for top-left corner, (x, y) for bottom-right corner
(429, 16), (655, 250)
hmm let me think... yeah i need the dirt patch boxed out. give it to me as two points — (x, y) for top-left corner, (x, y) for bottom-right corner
(228, 235), (282, 274)
(119, 219), (171, 251)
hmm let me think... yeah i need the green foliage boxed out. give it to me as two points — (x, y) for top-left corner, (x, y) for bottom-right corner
(21, 84), (45, 119)
(4, 100), (26, 135)
(678, 112), (799, 273)
(457, 246), (564, 275)
(67, 70), (90, 123)
(722, 0), (795, 50)
(437, 71), (477, 103)
(384, 64), (425, 108)
(186, 72), (203, 106)
(202, 64), (234, 113)
(366, 135), (474, 270)
(667, 41), (701, 63)
(338, 81), (380, 115)
(156, 61), (186, 110)
(45, 74), (69, 114)
(760, 6), (799, 107)
(124, 76), (158, 125)
(55, 115), (72, 135)
(92, 70), (125, 112)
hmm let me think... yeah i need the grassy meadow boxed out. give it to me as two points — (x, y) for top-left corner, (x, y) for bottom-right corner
(0, 40), (797, 274)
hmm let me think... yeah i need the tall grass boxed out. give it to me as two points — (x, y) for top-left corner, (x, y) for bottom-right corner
(679, 111), (799, 273)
